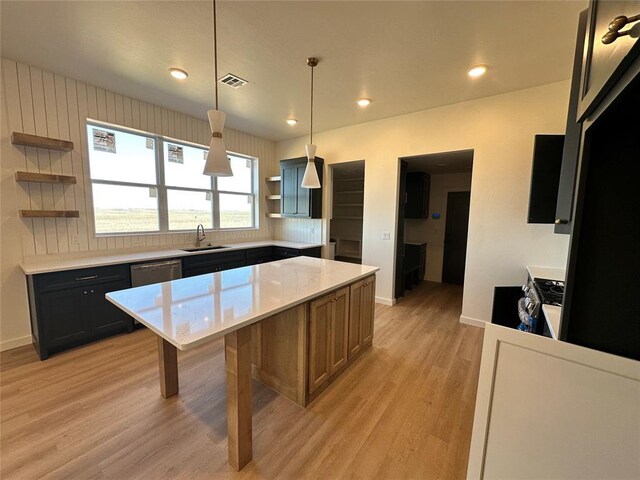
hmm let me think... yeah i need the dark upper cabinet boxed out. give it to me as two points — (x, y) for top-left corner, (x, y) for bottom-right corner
(405, 172), (430, 219)
(527, 135), (565, 224)
(280, 157), (323, 218)
(555, 10), (589, 234)
(577, 0), (640, 120)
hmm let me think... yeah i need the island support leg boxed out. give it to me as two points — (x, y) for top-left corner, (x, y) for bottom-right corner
(225, 325), (253, 470)
(157, 337), (179, 398)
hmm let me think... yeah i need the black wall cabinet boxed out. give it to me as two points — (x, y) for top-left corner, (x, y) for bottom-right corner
(527, 135), (565, 224)
(28, 264), (132, 360)
(280, 157), (323, 218)
(405, 172), (430, 219)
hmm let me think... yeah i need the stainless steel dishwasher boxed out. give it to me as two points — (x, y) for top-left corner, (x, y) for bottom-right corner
(130, 259), (182, 325)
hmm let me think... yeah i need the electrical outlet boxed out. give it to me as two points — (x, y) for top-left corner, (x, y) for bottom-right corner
(382, 231), (391, 240)
(310, 227), (315, 235)
(132, 236), (145, 246)
(70, 234), (79, 245)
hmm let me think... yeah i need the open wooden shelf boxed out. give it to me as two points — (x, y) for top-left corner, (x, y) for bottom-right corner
(265, 176), (281, 182)
(11, 132), (74, 152)
(266, 213), (282, 218)
(266, 195), (281, 200)
(20, 209), (79, 218)
(15, 171), (77, 184)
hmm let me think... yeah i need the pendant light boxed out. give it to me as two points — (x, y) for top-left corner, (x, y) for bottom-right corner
(301, 57), (321, 189)
(203, 0), (233, 177)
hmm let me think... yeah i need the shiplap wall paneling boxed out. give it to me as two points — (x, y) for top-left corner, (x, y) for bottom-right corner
(2, 58), (276, 259)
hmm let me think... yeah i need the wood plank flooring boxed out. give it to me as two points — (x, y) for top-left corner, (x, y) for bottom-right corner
(0, 281), (484, 479)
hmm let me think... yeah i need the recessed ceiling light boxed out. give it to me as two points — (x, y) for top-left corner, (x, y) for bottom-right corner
(286, 119), (298, 126)
(169, 68), (188, 80)
(468, 65), (488, 78)
(356, 98), (371, 107)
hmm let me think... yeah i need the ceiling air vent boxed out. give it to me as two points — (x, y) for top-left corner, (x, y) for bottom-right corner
(219, 73), (248, 89)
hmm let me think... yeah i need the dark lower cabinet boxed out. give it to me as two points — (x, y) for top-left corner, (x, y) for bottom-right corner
(28, 264), (132, 360)
(245, 247), (274, 265)
(182, 251), (246, 277)
(272, 246), (321, 260)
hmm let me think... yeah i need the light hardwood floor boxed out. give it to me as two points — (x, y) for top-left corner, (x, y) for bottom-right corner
(1, 282), (484, 479)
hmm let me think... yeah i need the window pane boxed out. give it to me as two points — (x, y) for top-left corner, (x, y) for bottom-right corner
(87, 125), (156, 184)
(167, 189), (213, 231)
(92, 183), (159, 233)
(217, 155), (252, 193)
(219, 193), (252, 229)
(163, 142), (211, 190)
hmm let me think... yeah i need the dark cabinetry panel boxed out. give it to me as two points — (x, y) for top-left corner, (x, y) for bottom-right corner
(182, 250), (246, 277)
(272, 246), (321, 260)
(577, 0), (640, 119)
(245, 247), (273, 265)
(29, 264), (132, 359)
(405, 172), (430, 218)
(555, 11), (589, 234)
(561, 72), (640, 360)
(280, 157), (323, 218)
(527, 135), (565, 224)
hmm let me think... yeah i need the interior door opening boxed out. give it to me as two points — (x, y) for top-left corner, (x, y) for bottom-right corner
(395, 150), (474, 299)
(330, 161), (365, 264)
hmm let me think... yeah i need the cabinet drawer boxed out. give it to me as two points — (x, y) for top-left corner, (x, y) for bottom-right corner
(182, 250), (245, 270)
(183, 260), (246, 278)
(34, 264), (130, 292)
(273, 247), (301, 259)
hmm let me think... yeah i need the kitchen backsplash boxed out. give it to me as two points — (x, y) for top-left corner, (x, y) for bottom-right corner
(2, 58), (277, 258)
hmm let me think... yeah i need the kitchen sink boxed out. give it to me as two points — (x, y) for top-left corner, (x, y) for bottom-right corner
(181, 245), (228, 252)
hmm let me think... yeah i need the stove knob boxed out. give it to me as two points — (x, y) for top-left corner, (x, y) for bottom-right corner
(524, 298), (532, 308)
(522, 284), (529, 293)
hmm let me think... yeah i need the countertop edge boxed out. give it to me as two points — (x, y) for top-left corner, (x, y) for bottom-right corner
(21, 240), (324, 275)
(106, 265), (380, 350)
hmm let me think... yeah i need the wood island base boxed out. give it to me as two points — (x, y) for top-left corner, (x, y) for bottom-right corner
(154, 274), (376, 470)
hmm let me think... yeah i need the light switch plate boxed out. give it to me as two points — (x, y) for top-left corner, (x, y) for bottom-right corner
(70, 234), (79, 245)
(382, 231), (391, 240)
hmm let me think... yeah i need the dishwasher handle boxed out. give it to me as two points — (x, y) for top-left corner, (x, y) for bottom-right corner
(131, 260), (182, 271)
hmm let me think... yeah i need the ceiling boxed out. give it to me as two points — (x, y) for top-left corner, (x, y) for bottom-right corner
(405, 150), (474, 174)
(1, 1), (586, 141)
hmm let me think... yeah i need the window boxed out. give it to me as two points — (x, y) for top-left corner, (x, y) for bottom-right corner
(86, 122), (257, 235)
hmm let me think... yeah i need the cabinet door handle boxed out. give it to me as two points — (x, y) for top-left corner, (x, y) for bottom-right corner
(555, 218), (569, 225)
(76, 275), (98, 281)
(602, 14), (640, 44)
(90, 289), (95, 294)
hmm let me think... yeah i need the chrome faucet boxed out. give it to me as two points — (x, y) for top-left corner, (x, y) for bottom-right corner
(196, 224), (206, 247)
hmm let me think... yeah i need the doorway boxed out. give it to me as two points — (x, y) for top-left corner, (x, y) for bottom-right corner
(330, 161), (365, 264)
(442, 191), (471, 285)
(395, 150), (473, 299)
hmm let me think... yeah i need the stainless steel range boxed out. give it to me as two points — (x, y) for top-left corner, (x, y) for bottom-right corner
(519, 278), (565, 335)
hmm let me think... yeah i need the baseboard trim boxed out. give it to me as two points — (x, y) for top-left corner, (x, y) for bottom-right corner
(0, 335), (32, 352)
(459, 316), (486, 328)
(375, 296), (396, 306)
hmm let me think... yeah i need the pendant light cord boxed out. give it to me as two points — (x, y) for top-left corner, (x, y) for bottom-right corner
(310, 63), (314, 145)
(213, 0), (219, 110)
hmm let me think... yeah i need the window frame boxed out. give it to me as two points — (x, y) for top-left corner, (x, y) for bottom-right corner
(86, 119), (259, 237)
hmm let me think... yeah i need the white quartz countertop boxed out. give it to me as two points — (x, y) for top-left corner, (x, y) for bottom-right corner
(20, 240), (323, 275)
(106, 257), (379, 350)
(527, 265), (566, 282)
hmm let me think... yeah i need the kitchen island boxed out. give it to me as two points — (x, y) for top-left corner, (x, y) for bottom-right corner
(106, 256), (379, 470)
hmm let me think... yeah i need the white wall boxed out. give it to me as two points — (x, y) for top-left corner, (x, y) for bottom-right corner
(405, 172), (472, 283)
(0, 58), (277, 350)
(275, 81), (571, 320)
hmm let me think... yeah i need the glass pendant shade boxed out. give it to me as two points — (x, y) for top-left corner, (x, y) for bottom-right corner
(203, 109), (233, 176)
(301, 143), (321, 188)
